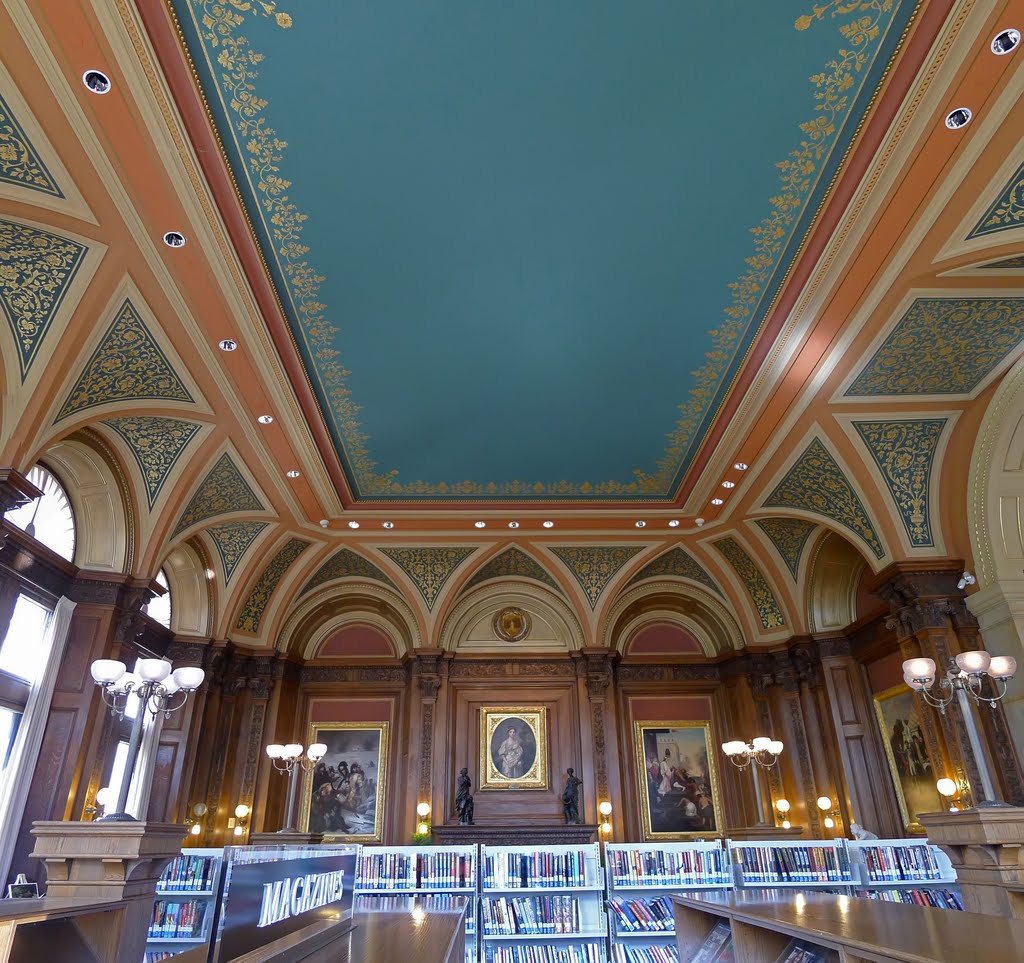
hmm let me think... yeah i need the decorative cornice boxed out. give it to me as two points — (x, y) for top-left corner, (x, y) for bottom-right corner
(299, 665), (408, 684)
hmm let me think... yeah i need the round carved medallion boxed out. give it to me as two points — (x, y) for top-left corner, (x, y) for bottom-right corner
(493, 606), (531, 642)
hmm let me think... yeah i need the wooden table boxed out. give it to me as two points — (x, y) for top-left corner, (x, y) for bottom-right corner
(673, 890), (1024, 963)
(0, 896), (127, 963)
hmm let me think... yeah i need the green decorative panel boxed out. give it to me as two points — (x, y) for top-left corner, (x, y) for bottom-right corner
(627, 546), (721, 595)
(208, 520), (268, 583)
(0, 93), (62, 196)
(853, 419), (946, 548)
(235, 537), (310, 633)
(968, 160), (1024, 239)
(755, 517), (817, 580)
(981, 255), (1024, 269)
(845, 298), (1024, 397)
(464, 547), (561, 594)
(378, 547), (476, 610)
(302, 547), (397, 594)
(765, 438), (885, 559)
(173, 452), (265, 536)
(550, 546), (644, 609)
(713, 536), (786, 630)
(57, 299), (194, 419)
(1, 219), (87, 379)
(104, 416), (202, 509)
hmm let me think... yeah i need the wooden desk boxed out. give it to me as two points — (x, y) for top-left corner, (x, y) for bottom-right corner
(0, 896), (127, 963)
(673, 890), (1024, 963)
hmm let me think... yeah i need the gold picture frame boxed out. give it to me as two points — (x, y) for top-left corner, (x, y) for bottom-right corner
(299, 721), (388, 842)
(633, 720), (724, 840)
(873, 685), (939, 835)
(479, 706), (548, 790)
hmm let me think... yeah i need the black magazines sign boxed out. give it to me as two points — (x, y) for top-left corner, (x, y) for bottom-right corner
(210, 848), (356, 961)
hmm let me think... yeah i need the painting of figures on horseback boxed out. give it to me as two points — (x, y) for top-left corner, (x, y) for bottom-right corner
(300, 722), (388, 842)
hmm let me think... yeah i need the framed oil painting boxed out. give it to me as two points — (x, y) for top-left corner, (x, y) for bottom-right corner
(479, 706), (548, 790)
(873, 685), (940, 834)
(300, 722), (388, 842)
(633, 721), (723, 840)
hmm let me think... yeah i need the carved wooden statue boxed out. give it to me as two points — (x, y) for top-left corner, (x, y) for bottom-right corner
(455, 767), (474, 825)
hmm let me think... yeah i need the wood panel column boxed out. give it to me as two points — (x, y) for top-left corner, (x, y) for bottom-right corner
(412, 648), (445, 828)
(578, 649), (617, 830)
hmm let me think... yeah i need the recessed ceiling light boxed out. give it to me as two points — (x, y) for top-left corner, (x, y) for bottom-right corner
(382, 521), (394, 529)
(695, 517), (705, 526)
(218, 339), (237, 352)
(542, 520), (555, 529)
(257, 415), (274, 425)
(722, 480), (735, 489)
(319, 519), (330, 528)
(668, 520), (680, 528)
(163, 231), (186, 248)
(474, 521), (486, 529)
(635, 520), (646, 528)
(348, 521), (360, 529)
(508, 521), (520, 529)
(286, 470), (300, 478)
(944, 107), (972, 129)
(992, 28), (1020, 54)
(82, 70), (111, 94)
(734, 462), (748, 471)
(711, 497), (724, 506)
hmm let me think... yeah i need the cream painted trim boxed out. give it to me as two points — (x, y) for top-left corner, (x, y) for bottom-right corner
(831, 288), (1024, 404)
(804, 527), (868, 634)
(276, 581), (422, 654)
(684, 0), (988, 512)
(0, 58), (95, 223)
(748, 424), (889, 570)
(163, 541), (212, 637)
(833, 408), (961, 557)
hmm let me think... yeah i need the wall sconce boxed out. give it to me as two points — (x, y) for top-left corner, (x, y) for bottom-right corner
(599, 800), (613, 835)
(416, 802), (431, 835)
(185, 802), (208, 836)
(231, 803), (250, 837)
(85, 786), (114, 820)
(775, 798), (791, 829)
(817, 795), (841, 830)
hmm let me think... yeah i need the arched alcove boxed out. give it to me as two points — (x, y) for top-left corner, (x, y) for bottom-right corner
(624, 622), (704, 659)
(805, 530), (869, 634)
(162, 542), (212, 637)
(314, 623), (397, 660)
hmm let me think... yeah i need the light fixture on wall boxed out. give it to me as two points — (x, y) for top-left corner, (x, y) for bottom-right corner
(936, 778), (959, 812)
(231, 803), (250, 837)
(722, 737), (783, 827)
(599, 800), (613, 835)
(416, 802), (431, 836)
(265, 742), (327, 832)
(85, 786), (114, 820)
(775, 798), (791, 829)
(816, 795), (841, 830)
(90, 658), (205, 821)
(185, 802), (208, 836)
(956, 571), (976, 590)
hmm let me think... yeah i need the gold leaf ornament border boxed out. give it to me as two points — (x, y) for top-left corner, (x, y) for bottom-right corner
(184, 0), (902, 498)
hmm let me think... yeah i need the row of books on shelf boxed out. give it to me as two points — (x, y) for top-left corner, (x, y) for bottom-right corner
(610, 945), (678, 963)
(689, 921), (734, 963)
(854, 888), (964, 910)
(776, 940), (838, 963)
(156, 854), (217, 893)
(148, 898), (208, 939)
(731, 845), (852, 884)
(144, 955), (175, 963)
(481, 894), (585, 935)
(483, 851), (590, 889)
(859, 844), (943, 882)
(485, 944), (604, 963)
(606, 848), (729, 888)
(608, 895), (674, 933)
(356, 892), (477, 916)
(357, 850), (476, 890)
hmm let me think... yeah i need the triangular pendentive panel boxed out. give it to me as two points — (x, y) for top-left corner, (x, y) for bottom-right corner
(104, 416), (203, 509)
(302, 547), (397, 594)
(550, 546), (644, 609)
(754, 518), (817, 580)
(208, 521), (269, 583)
(626, 547), (721, 595)
(712, 536), (785, 631)
(378, 547), (476, 610)
(235, 538), (311, 633)
(173, 452), (265, 536)
(463, 547), (562, 594)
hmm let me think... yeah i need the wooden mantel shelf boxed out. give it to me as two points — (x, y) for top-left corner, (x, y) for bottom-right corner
(672, 890), (1024, 963)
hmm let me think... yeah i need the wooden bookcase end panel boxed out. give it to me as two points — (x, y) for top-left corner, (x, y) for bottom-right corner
(731, 919), (791, 963)
(671, 902), (723, 960)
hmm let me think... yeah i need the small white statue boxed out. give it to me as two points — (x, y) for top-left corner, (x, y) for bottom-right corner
(850, 822), (878, 840)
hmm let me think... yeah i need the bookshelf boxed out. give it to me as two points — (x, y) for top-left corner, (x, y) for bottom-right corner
(727, 839), (853, 890)
(846, 838), (962, 910)
(354, 845), (478, 963)
(605, 841), (731, 963)
(144, 847), (223, 963)
(480, 842), (607, 963)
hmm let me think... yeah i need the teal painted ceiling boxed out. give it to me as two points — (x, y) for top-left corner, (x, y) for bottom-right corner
(173, 0), (916, 502)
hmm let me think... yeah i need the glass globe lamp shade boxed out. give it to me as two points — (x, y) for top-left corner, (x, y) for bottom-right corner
(234, 804), (250, 819)
(988, 655), (1017, 680)
(776, 798), (791, 814)
(416, 802), (431, 817)
(601, 821), (612, 835)
(722, 741), (746, 756)
(266, 744), (285, 759)
(824, 816), (835, 829)
(284, 744), (303, 759)
(193, 803), (208, 817)
(137, 658), (172, 683)
(782, 819), (791, 829)
(307, 743), (328, 761)
(190, 823), (202, 836)
(233, 825), (244, 836)
(172, 666), (205, 691)
(817, 796), (833, 811)
(417, 822), (429, 835)
(751, 737), (773, 752)
(955, 651), (992, 676)
(902, 658), (936, 683)
(936, 778), (957, 798)
(598, 801), (613, 816)
(161, 675), (181, 695)
(768, 740), (784, 755)
(95, 786), (113, 807)
(91, 659), (126, 685)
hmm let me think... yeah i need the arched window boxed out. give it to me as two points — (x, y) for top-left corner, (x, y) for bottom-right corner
(5, 466), (75, 562)
(144, 569), (172, 629)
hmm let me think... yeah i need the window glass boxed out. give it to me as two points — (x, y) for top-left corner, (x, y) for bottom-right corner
(0, 596), (51, 683)
(4, 466), (75, 562)
(106, 740), (130, 809)
(0, 708), (21, 774)
(144, 569), (171, 629)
